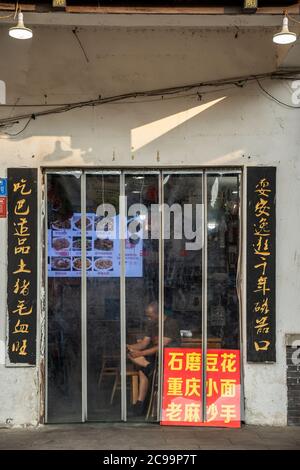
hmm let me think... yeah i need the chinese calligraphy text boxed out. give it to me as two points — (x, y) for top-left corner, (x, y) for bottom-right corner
(161, 348), (241, 428)
(7, 168), (37, 365)
(247, 167), (276, 362)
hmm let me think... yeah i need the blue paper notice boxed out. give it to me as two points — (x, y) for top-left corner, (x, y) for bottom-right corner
(0, 178), (7, 196)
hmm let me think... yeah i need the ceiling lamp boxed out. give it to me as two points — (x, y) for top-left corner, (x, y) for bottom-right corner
(9, 11), (32, 40)
(273, 14), (297, 45)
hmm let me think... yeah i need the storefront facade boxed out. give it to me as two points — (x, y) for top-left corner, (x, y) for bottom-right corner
(0, 7), (299, 427)
(44, 169), (241, 425)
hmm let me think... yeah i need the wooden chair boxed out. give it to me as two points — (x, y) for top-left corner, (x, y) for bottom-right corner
(97, 355), (119, 389)
(109, 365), (139, 405)
(146, 355), (158, 420)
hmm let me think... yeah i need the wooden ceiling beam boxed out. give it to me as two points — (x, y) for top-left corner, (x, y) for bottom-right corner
(0, 3), (37, 11)
(65, 5), (300, 15)
(0, 2), (299, 16)
(257, 4), (300, 14)
(66, 6), (227, 15)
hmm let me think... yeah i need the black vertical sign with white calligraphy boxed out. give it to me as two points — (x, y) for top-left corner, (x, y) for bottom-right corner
(7, 168), (37, 365)
(247, 167), (276, 362)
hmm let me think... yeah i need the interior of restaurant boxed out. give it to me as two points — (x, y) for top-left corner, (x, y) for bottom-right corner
(46, 170), (240, 423)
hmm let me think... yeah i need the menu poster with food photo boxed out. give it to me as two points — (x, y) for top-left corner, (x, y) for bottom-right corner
(48, 213), (143, 278)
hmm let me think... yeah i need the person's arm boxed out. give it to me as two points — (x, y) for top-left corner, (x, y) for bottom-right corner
(129, 337), (172, 358)
(127, 336), (151, 352)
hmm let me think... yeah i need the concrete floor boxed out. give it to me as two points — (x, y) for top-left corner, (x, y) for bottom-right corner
(0, 423), (300, 450)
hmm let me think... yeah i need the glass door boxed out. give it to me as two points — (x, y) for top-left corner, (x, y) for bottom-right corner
(163, 172), (203, 347)
(45, 169), (242, 425)
(46, 171), (83, 423)
(205, 171), (241, 426)
(161, 172), (204, 424)
(124, 172), (160, 422)
(85, 172), (121, 421)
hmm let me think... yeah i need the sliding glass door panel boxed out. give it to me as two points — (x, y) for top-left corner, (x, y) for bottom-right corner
(86, 173), (121, 421)
(161, 173), (204, 425)
(163, 173), (203, 347)
(205, 172), (241, 427)
(46, 173), (82, 423)
(125, 173), (160, 422)
(206, 173), (240, 349)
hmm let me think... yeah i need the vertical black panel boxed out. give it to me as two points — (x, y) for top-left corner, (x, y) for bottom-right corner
(247, 167), (276, 362)
(7, 168), (37, 365)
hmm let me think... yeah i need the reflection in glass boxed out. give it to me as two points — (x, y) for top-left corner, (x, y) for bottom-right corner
(86, 174), (121, 421)
(47, 174), (82, 423)
(125, 174), (160, 422)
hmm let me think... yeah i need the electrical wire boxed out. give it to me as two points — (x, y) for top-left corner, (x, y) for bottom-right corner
(0, 1), (18, 20)
(72, 27), (90, 63)
(4, 116), (32, 136)
(256, 79), (300, 109)
(3, 81), (300, 108)
(0, 12), (14, 19)
(286, 10), (300, 25)
(0, 71), (299, 110)
(0, 70), (299, 133)
(287, 12), (300, 24)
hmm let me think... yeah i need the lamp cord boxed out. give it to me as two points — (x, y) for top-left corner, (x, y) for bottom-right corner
(284, 3), (300, 25)
(256, 79), (300, 109)
(0, 2), (21, 20)
(287, 12), (300, 25)
(4, 116), (32, 137)
(0, 1), (19, 20)
(0, 12), (14, 19)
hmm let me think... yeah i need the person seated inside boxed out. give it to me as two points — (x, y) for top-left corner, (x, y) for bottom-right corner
(127, 301), (181, 416)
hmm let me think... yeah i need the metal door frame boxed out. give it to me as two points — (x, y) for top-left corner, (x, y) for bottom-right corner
(44, 168), (243, 424)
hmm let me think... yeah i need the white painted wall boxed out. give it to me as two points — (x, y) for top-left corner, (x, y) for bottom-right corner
(0, 22), (299, 426)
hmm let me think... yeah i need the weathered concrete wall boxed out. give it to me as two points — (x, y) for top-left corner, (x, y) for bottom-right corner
(0, 23), (299, 426)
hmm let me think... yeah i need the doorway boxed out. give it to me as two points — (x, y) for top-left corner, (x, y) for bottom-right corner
(44, 169), (242, 424)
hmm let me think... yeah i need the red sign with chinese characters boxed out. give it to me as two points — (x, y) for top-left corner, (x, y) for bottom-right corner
(161, 348), (240, 428)
(0, 196), (7, 218)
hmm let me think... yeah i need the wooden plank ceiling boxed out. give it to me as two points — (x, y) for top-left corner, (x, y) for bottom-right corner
(0, 1), (298, 14)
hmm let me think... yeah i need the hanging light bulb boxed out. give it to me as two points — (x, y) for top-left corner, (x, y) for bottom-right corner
(9, 11), (32, 40)
(273, 14), (297, 45)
